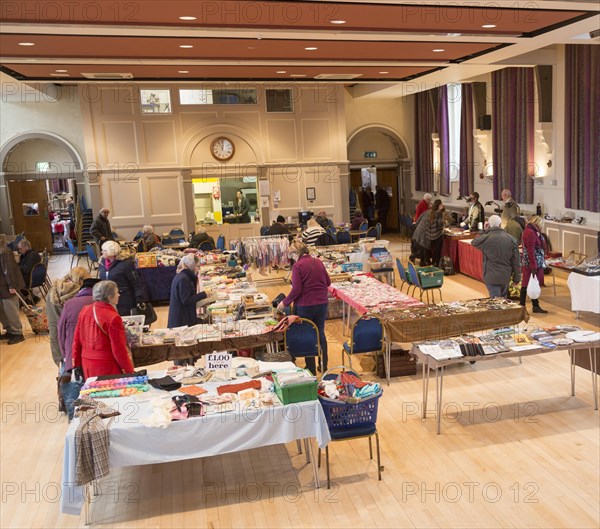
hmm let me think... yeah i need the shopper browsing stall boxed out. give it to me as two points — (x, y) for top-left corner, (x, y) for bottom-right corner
(301, 218), (326, 246)
(72, 280), (134, 378)
(98, 240), (146, 317)
(520, 215), (549, 314)
(471, 215), (521, 298)
(277, 240), (331, 374)
(167, 254), (209, 329)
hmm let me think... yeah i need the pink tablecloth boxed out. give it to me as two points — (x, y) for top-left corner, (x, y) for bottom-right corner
(457, 239), (484, 282)
(328, 275), (423, 314)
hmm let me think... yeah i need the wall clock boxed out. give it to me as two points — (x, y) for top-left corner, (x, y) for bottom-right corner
(210, 136), (235, 161)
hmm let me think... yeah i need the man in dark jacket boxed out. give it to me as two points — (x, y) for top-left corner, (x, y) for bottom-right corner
(375, 186), (390, 232)
(189, 226), (216, 249)
(90, 208), (114, 247)
(17, 239), (41, 288)
(0, 234), (25, 344)
(460, 192), (485, 231)
(268, 216), (291, 235)
(471, 215), (521, 298)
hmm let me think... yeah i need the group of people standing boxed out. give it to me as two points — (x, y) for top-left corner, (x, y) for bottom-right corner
(410, 189), (549, 314)
(358, 186), (390, 232)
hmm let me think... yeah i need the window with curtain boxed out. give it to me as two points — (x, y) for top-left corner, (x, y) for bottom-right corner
(459, 83), (475, 197)
(565, 44), (600, 213)
(447, 83), (462, 183)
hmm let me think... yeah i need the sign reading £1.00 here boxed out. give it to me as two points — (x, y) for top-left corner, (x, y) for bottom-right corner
(206, 352), (232, 371)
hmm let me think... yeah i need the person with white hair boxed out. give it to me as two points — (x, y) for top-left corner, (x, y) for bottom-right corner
(71, 280), (134, 378)
(167, 254), (209, 329)
(137, 225), (161, 252)
(414, 193), (433, 222)
(301, 217), (326, 246)
(98, 240), (146, 317)
(17, 238), (41, 292)
(189, 224), (215, 249)
(500, 189), (520, 223)
(471, 214), (521, 298)
(90, 207), (114, 246)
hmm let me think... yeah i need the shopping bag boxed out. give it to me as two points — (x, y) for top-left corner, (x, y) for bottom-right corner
(130, 302), (158, 325)
(16, 292), (49, 334)
(526, 275), (541, 299)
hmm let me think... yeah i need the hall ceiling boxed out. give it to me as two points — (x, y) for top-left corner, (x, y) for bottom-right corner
(1, 0), (598, 96)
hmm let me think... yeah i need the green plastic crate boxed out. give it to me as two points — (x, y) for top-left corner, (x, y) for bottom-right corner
(417, 266), (444, 288)
(273, 370), (318, 405)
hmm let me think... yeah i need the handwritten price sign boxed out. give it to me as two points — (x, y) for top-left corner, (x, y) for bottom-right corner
(206, 352), (232, 371)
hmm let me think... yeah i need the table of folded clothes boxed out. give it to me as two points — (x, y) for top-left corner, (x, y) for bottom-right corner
(60, 361), (332, 518)
(381, 298), (530, 344)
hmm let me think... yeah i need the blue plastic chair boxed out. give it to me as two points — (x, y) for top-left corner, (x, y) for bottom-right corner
(26, 262), (49, 299)
(169, 228), (186, 243)
(132, 230), (143, 241)
(358, 221), (369, 238)
(86, 242), (99, 275)
(396, 258), (415, 296)
(260, 226), (270, 236)
(284, 318), (322, 373)
(326, 227), (337, 244)
(216, 235), (225, 250)
(366, 227), (378, 239)
(161, 236), (174, 246)
(407, 261), (443, 304)
(335, 230), (351, 244)
(66, 238), (88, 268)
(199, 241), (215, 251)
(342, 315), (385, 369)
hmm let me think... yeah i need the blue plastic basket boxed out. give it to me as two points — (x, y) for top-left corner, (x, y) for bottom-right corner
(318, 366), (382, 430)
(340, 262), (363, 272)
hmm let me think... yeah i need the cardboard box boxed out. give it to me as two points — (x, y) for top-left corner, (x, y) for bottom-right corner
(136, 252), (157, 268)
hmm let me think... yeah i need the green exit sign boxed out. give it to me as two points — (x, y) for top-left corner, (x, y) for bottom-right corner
(364, 151), (377, 158)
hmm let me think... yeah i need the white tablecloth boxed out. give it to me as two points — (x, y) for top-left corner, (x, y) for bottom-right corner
(567, 273), (600, 314)
(61, 384), (330, 515)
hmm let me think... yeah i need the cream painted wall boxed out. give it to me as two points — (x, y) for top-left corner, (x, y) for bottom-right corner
(79, 84), (348, 237)
(4, 139), (74, 172)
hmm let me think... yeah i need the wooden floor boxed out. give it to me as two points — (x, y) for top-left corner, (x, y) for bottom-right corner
(1, 235), (599, 529)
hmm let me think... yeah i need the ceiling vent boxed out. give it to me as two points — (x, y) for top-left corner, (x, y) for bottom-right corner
(314, 73), (362, 80)
(81, 72), (134, 79)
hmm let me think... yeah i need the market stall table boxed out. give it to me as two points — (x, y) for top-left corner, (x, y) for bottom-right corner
(412, 339), (599, 434)
(60, 379), (331, 522)
(567, 272), (600, 316)
(457, 238), (484, 282)
(441, 229), (477, 273)
(138, 265), (177, 303)
(131, 321), (284, 366)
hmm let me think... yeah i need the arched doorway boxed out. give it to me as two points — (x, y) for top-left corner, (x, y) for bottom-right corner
(347, 125), (411, 233)
(0, 132), (85, 251)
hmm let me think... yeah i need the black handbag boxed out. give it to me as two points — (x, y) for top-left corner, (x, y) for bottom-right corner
(131, 302), (158, 325)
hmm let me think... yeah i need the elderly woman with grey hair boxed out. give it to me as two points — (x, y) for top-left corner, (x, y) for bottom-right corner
(99, 240), (146, 317)
(72, 280), (134, 378)
(137, 225), (161, 252)
(167, 254), (209, 329)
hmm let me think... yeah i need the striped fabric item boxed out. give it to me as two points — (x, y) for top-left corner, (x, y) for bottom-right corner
(302, 227), (325, 246)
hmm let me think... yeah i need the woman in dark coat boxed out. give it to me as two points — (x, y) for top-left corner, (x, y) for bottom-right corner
(520, 215), (548, 314)
(167, 254), (208, 328)
(424, 199), (446, 267)
(233, 190), (250, 223)
(98, 241), (146, 317)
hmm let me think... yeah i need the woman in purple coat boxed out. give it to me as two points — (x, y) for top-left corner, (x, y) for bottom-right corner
(57, 278), (102, 370)
(520, 216), (548, 314)
(277, 240), (331, 373)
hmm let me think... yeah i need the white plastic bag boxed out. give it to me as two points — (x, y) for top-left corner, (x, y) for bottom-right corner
(527, 275), (541, 300)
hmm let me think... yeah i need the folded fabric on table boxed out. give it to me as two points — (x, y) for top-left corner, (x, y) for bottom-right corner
(148, 376), (182, 391)
(217, 379), (262, 395)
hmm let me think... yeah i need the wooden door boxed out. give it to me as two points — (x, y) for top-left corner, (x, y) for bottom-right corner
(7, 180), (53, 251)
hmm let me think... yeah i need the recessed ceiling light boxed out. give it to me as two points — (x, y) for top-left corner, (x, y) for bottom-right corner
(179, 16), (197, 21)
(482, 24), (496, 28)
(50, 73), (69, 77)
(178, 70), (189, 73)
(433, 49), (445, 52)
(276, 71), (287, 74)
(247, 46), (255, 49)
(290, 74), (307, 77)
(179, 44), (193, 48)
(446, 33), (462, 37)
(18, 42), (35, 46)
(329, 20), (346, 24)
(305, 47), (318, 51)
(55, 69), (68, 73)
(379, 71), (389, 74)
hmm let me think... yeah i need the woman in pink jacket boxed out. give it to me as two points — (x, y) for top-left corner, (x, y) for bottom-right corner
(520, 216), (548, 314)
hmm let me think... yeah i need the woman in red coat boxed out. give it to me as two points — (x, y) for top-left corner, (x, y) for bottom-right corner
(72, 280), (134, 378)
(520, 216), (548, 314)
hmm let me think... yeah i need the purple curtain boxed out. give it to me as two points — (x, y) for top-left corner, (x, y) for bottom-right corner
(565, 45), (600, 213)
(437, 85), (450, 196)
(414, 90), (436, 192)
(492, 68), (534, 204)
(459, 83), (475, 196)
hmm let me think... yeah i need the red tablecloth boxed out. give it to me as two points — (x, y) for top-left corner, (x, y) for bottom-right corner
(441, 232), (478, 273)
(457, 239), (484, 282)
(328, 275), (423, 314)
